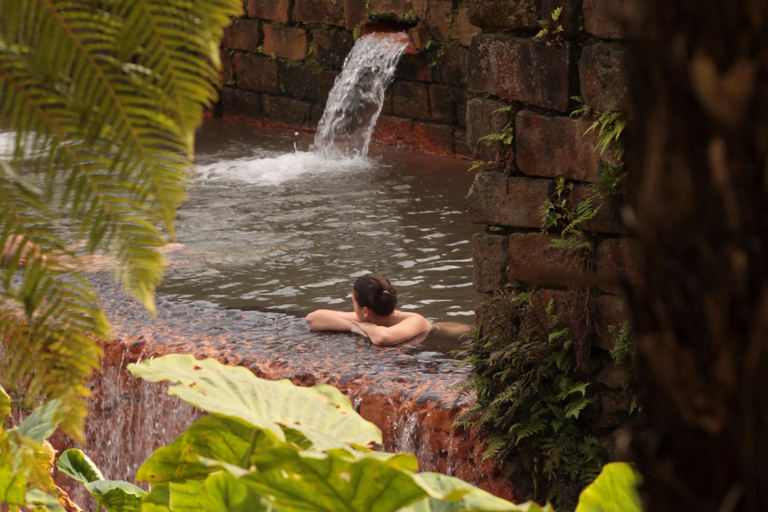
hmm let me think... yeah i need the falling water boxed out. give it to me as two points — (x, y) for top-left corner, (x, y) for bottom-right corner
(313, 32), (409, 159)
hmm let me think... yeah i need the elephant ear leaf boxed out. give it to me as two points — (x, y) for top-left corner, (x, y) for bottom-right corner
(25, 489), (66, 512)
(85, 480), (146, 512)
(128, 354), (381, 450)
(574, 462), (642, 512)
(404, 473), (553, 512)
(57, 449), (104, 485)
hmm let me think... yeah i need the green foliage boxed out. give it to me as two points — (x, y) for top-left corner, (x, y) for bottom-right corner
(353, 25), (361, 41)
(592, 161), (627, 200)
(0, 392), (66, 511)
(536, 7), (565, 39)
(574, 463), (641, 512)
(540, 178), (599, 254)
(400, 9), (418, 23)
(455, 295), (605, 509)
(479, 106), (516, 147)
(0, 0), (243, 441)
(66, 354), (557, 512)
(570, 97), (626, 161)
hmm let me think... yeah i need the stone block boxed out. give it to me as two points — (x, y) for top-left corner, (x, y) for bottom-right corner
(412, 122), (454, 155)
(570, 185), (625, 234)
(220, 50), (233, 85)
(312, 29), (354, 69)
(408, 23), (431, 53)
(262, 95), (313, 127)
(247, 0), (290, 21)
(508, 232), (583, 285)
(583, 0), (637, 39)
(396, 53), (437, 82)
(580, 42), (629, 112)
(427, 1), (456, 40)
(233, 53), (278, 94)
(439, 45), (468, 85)
(595, 238), (639, 285)
(467, 171), (550, 228)
(466, 98), (516, 162)
(594, 294), (628, 351)
(540, 0), (581, 37)
(472, 233), (511, 293)
(368, 0), (416, 17)
(219, 87), (261, 119)
(468, 35), (570, 111)
(278, 62), (318, 101)
(429, 84), (459, 124)
(457, 6), (481, 46)
(382, 88), (394, 115)
(223, 19), (261, 53)
(344, 0), (368, 29)
(600, 390), (632, 414)
(309, 104), (325, 128)
(516, 111), (603, 182)
(454, 129), (471, 156)
(294, 0), (345, 26)
(392, 81), (430, 119)
(263, 25), (307, 60)
(372, 116), (413, 146)
(467, 0), (538, 29)
(596, 362), (625, 389)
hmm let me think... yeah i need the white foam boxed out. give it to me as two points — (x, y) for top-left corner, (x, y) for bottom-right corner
(195, 151), (372, 185)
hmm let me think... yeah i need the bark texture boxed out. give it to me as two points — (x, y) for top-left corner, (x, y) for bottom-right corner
(626, 0), (768, 510)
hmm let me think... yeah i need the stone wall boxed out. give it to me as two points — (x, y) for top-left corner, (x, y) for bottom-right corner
(464, 0), (637, 459)
(217, 0), (486, 156)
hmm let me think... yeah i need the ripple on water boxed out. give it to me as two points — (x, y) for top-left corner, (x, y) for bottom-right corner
(158, 118), (482, 321)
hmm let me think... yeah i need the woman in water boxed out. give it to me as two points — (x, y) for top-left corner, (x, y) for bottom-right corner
(305, 274), (433, 346)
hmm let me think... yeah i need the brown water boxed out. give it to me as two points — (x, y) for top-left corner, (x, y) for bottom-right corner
(158, 117), (481, 322)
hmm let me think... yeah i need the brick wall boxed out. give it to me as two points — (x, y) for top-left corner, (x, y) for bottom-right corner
(217, 0), (487, 156)
(465, 0), (638, 459)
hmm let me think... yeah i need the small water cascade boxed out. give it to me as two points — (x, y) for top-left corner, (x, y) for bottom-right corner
(313, 32), (409, 159)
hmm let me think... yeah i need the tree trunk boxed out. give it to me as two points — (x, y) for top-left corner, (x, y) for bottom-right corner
(626, 1), (768, 510)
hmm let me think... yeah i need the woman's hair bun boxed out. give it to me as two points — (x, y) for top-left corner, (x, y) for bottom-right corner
(354, 274), (397, 316)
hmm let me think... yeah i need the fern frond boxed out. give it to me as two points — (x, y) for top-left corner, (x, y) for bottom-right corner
(0, 0), (243, 440)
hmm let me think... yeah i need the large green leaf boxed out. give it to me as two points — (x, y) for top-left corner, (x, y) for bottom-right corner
(204, 472), (273, 512)
(204, 446), (429, 512)
(25, 489), (66, 512)
(404, 473), (552, 512)
(0, 428), (56, 505)
(141, 483), (170, 512)
(138, 416), (282, 484)
(85, 480), (146, 512)
(14, 399), (63, 444)
(128, 355), (382, 450)
(164, 474), (272, 512)
(574, 463), (641, 512)
(57, 448), (104, 485)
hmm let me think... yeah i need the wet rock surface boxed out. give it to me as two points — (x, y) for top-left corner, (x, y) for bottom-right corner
(96, 274), (467, 406)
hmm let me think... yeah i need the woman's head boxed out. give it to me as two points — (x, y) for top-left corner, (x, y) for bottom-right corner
(352, 274), (397, 319)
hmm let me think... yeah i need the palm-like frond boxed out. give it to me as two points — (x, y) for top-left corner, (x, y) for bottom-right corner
(0, 0), (242, 440)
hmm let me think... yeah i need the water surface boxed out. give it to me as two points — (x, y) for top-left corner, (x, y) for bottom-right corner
(159, 118), (481, 322)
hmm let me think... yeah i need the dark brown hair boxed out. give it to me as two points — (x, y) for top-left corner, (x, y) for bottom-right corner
(353, 274), (397, 316)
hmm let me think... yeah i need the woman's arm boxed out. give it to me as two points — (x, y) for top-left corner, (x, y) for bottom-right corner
(352, 316), (432, 346)
(305, 310), (359, 331)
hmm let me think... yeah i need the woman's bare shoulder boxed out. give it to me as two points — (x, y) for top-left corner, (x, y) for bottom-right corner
(392, 311), (431, 325)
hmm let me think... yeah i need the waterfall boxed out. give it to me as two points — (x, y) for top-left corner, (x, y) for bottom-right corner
(313, 32), (409, 159)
